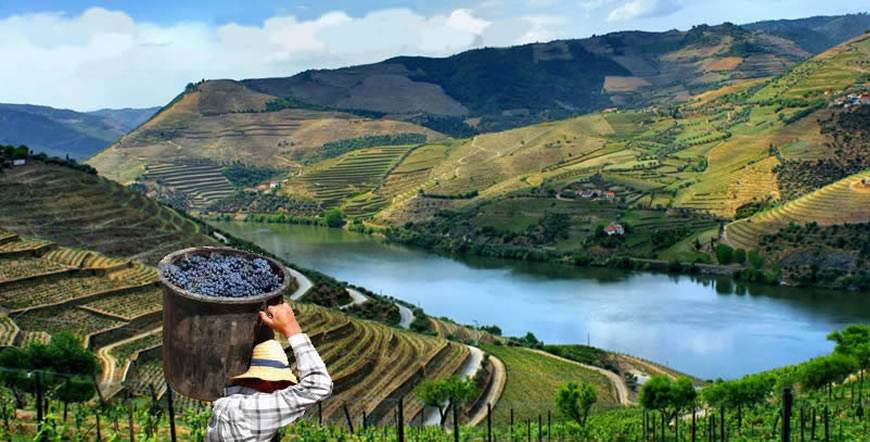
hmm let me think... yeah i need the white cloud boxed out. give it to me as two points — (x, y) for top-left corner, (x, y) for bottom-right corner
(0, 7), (498, 110)
(579, 0), (617, 12)
(515, 15), (568, 44)
(607, 0), (681, 22)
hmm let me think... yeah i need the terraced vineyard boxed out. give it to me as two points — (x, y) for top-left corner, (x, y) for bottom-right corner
(118, 300), (473, 424)
(80, 287), (162, 320)
(0, 315), (19, 347)
(140, 161), (235, 209)
(13, 308), (125, 340)
(0, 161), (212, 265)
(724, 171), (870, 250)
(0, 255), (68, 283)
(295, 145), (415, 210)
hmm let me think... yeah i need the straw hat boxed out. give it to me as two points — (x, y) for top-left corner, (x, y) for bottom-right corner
(231, 340), (298, 384)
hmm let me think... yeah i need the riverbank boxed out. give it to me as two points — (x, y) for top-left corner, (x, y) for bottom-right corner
(209, 220), (868, 379)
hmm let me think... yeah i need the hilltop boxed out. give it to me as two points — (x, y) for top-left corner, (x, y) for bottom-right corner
(0, 103), (158, 160)
(243, 22), (808, 134)
(266, 34), (870, 290)
(88, 80), (445, 184)
(85, 19), (840, 185)
(744, 13), (870, 54)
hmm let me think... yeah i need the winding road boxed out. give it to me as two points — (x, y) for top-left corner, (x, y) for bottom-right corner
(423, 345), (489, 426)
(97, 326), (162, 392)
(529, 349), (632, 406)
(287, 266), (313, 301)
(396, 302), (414, 329)
(340, 288), (368, 310)
(467, 354), (506, 427)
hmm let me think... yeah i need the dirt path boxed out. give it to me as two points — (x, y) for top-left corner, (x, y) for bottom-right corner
(467, 354), (507, 426)
(97, 326), (162, 390)
(529, 349), (632, 406)
(287, 266), (313, 301)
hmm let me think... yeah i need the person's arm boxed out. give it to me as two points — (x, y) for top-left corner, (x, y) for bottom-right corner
(236, 304), (333, 435)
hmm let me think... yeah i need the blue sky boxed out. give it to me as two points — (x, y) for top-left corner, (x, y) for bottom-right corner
(0, 1), (865, 110)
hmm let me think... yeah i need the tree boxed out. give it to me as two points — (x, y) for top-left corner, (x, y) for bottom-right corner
(416, 379), (450, 427)
(323, 208), (345, 228)
(733, 248), (746, 264)
(715, 244), (734, 264)
(414, 376), (478, 427)
(748, 249), (765, 269)
(639, 376), (673, 440)
(0, 332), (98, 408)
(540, 212), (570, 242)
(555, 382), (597, 425)
(828, 325), (870, 411)
(669, 377), (697, 440)
(799, 353), (858, 400)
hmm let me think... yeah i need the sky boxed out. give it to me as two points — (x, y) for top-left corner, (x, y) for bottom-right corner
(0, 0), (865, 111)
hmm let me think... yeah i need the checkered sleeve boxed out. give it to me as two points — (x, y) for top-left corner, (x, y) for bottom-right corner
(236, 333), (333, 440)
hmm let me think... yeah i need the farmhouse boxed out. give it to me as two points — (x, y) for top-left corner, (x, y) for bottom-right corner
(604, 223), (625, 236)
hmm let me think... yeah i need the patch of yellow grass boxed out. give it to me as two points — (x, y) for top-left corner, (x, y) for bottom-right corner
(703, 56), (743, 72)
(603, 76), (652, 92)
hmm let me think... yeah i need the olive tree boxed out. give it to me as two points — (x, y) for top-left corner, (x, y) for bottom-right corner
(555, 381), (597, 425)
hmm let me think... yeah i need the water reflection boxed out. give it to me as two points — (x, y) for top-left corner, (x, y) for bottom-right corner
(212, 221), (869, 379)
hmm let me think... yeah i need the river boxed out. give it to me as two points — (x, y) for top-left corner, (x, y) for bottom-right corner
(213, 221), (870, 380)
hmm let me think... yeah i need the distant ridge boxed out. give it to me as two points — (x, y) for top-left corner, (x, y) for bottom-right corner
(0, 103), (158, 160)
(744, 13), (870, 54)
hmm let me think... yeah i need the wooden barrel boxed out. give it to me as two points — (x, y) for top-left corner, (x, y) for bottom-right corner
(158, 246), (293, 401)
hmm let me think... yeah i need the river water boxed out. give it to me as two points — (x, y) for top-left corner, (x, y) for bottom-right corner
(213, 221), (870, 380)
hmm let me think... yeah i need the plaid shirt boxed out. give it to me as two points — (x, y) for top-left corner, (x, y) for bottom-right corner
(206, 334), (333, 442)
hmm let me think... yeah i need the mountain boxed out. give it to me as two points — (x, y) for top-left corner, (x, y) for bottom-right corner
(88, 21), (824, 184)
(744, 13), (870, 55)
(269, 33), (870, 289)
(87, 80), (447, 184)
(0, 103), (158, 161)
(87, 107), (162, 133)
(243, 22), (809, 134)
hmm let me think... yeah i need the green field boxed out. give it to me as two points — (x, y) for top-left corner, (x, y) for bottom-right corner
(482, 345), (619, 425)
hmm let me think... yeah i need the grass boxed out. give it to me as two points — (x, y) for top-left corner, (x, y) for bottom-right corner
(482, 344), (619, 426)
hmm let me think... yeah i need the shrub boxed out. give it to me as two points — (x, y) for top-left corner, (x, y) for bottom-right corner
(748, 249), (764, 269)
(734, 248), (747, 265)
(715, 244), (734, 264)
(324, 208), (345, 228)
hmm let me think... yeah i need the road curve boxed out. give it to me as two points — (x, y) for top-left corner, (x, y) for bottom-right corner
(340, 288), (368, 309)
(529, 349), (632, 406)
(423, 345), (494, 426)
(97, 326), (162, 391)
(467, 354), (507, 427)
(287, 266), (313, 301)
(396, 302), (414, 329)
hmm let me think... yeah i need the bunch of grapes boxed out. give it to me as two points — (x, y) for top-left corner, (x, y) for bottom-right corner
(163, 253), (281, 298)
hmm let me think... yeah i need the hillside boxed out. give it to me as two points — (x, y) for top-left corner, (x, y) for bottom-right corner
(0, 160), (212, 265)
(244, 22), (809, 134)
(262, 34), (870, 286)
(87, 80), (446, 184)
(0, 103), (157, 160)
(744, 13), (870, 54)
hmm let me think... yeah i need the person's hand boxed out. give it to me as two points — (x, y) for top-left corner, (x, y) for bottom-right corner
(259, 303), (302, 338)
